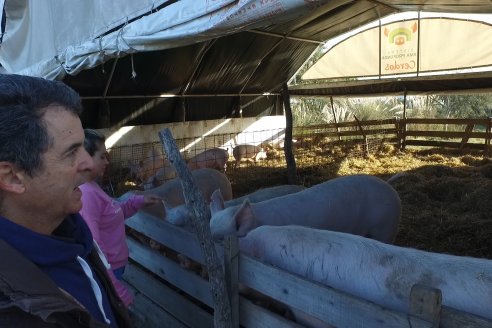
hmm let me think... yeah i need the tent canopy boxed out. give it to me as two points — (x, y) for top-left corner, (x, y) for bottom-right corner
(2, 1), (492, 128)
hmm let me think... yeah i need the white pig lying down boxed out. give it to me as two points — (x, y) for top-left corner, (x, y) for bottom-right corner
(164, 184), (306, 227)
(209, 174), (401, 243)
(239, 225), (492, 322)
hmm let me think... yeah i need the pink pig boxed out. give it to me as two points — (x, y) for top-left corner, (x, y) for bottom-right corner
(187, 148), (229, 172)
(232, 144), (267, 168)
(209, 174), (401, 243)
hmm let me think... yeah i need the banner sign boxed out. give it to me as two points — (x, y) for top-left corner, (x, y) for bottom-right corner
(381, 20), (419, 75)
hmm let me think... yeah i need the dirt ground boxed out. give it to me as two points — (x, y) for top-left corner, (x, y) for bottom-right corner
(225, 143), (492, 260)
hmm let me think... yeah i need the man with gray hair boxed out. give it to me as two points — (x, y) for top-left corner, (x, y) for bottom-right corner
(0, 74), (132, 327)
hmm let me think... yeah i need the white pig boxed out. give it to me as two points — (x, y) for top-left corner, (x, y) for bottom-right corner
(166, 184), (306, 226)
(209, 174), (401, 243)
(239, 225), (492, 322)
(187, 148), (229, 172)
(232, 144), (267, 168)
(224, 184), (306, 207)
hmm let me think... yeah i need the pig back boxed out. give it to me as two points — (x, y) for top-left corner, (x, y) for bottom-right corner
(187, 148), (229, 171)
(138, 168), (232, 218)
(232, 144), (262, 161)
(239, 225), (492, 321)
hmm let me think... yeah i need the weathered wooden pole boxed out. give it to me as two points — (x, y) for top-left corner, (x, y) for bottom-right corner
(353, 115), (369, 158)
(281, 82), (298, 184)
(330, 96), (341, 141)
(159, 128), (233, 328)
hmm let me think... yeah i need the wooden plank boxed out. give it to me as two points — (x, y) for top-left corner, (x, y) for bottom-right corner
(337, 128), (397, 137)
(405, 130), (487, 139)
(239, 297), (304, 328)
(239, 254), (425, 328)
(124, 264), (213, 328)
(293, 118), (397, 132)
(405, 140), (486, 150)
(127, 237), (213, 307)
(127, 285), (189, 328)
(406, 118), (488, 125)
(440, 306), (492, 328)
(408, 284), (441, 328)
(126, 211), (224, 264)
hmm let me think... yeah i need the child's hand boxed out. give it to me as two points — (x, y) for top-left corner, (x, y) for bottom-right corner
(143, 194), (162, 206)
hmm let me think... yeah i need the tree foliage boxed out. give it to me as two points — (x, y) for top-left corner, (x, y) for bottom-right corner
(291, 94), (492, 127)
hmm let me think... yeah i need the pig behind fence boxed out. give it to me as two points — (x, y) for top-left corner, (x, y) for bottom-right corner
(232, 144), (267, 168)
(126, 148), (176, 188)
(209, 174), (402, 243)
(187, 148), (229, 172)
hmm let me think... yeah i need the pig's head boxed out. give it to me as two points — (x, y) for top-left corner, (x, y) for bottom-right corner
(163, 201), (194, 226)
(209, 189), (258, 240)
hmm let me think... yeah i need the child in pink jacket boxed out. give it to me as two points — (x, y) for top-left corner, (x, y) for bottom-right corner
(80, 129), (161, 307)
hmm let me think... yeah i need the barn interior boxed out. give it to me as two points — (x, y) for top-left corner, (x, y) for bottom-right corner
(2, 2), (492, 326)
(2, 1), (492, 128)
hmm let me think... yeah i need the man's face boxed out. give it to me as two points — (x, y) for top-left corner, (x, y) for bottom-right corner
(21, 107), (94, 219)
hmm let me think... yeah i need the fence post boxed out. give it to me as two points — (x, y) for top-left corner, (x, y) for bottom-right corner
(224, 236), (240, 328)
(401, 117), (407, 150)
(159, 128), (233, 328)
(486, 117), (492, 157)
(330, 97), (342, 141)
(353, 115), (369, 157)
(408, 284), (442, 328)
(281, 82), (298, 184)
(460, 123), (474, 150)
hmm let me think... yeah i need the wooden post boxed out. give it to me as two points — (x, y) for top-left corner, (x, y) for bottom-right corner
(401, 117), (407, 151)
(460, 123), (474, 150)
(159, 128), (233, 328)
(330, 96), (341, 141)
(402, 91), (407, 120)
(408, 284), (442, 328)
(224, 236), (239, 327)
(281, 82), (298, 185)
(395, 117), (402, 150)
(401, 91), (408, 151)
(353, 115), (369, 157)
(486, 117), (491, 157)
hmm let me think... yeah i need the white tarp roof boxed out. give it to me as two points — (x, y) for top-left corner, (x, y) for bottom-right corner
(302, 12), (492, 80)
(0, 0), (326, 80)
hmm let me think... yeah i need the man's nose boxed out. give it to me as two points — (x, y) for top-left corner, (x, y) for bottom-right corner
(79, 148), (94, 172)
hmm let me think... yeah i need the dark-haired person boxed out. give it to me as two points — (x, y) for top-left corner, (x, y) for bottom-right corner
(0, 74), (132, 327)
(80, 129), (161, 307)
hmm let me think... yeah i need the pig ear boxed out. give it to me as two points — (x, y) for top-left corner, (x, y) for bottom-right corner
(234, 200), (256, 237)
(162, 199), (172, 211)
(161, 198), (175, 219)
(210, 189), (225, 215)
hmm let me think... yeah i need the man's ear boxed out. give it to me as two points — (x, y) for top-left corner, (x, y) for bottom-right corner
(0, 162), (26, 193)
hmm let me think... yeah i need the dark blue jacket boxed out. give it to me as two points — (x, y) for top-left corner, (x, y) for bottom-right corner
(0, 214), (132, 327)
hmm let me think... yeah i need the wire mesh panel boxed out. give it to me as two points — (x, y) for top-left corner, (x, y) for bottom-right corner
(104, 121), (398, 197)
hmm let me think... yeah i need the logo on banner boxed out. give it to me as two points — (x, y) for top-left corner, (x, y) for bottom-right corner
(381, 21), (418, 74)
